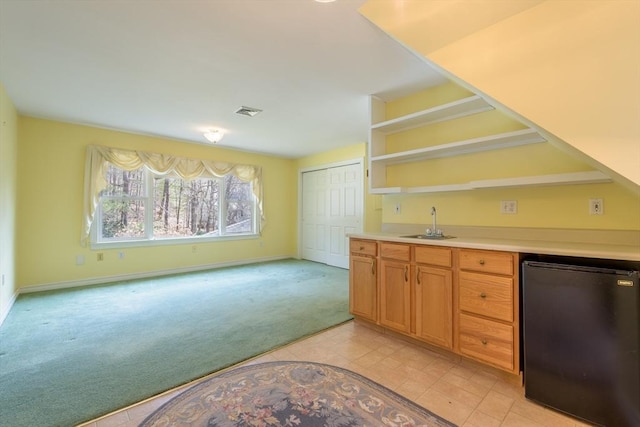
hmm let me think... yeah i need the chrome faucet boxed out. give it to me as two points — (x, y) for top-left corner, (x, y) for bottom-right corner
(431, 206), (437, 234)
(426, 206), (442, 237)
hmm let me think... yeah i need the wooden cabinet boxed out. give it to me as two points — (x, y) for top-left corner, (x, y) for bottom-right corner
(414, 246), (453, 349)
(379, 243), (411, 333)
(457, 249), (519, 374)
(349, 239), (377, 322)
(459, 313), (514, 371)
(459, 271), (513, 322)
(459, 249), (514, 276)
(348, 238), (520, 376)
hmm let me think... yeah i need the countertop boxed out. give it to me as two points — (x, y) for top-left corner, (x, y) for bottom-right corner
(349, 230), (640, 262)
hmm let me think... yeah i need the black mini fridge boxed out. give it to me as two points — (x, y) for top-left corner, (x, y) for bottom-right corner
(523, 260), (639, 427)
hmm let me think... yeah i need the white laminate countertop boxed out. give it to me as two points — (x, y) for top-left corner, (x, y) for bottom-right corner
(349, 231), (640, 262)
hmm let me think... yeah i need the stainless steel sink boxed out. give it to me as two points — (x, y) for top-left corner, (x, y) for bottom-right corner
(401, 234), (456, 240)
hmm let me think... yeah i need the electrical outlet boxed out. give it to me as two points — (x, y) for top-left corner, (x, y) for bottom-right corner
(500, 200), (518, 214)
(118, 252), (125, 260)
(97, 253), (104, 261)
(76, 255), (85, 266)
(589, 198), (603, 215)
(394, 204), (401, 214)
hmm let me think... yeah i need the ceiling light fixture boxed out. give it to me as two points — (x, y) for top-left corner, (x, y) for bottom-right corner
(314, 0), (337, 3)
(203, 129), (224, 144)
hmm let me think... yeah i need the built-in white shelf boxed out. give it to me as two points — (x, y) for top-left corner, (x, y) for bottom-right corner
(371, 129), (546, 165)
(371, 95), (493, 134)
(469, 171), (612, 189)
(369, 171), (612, 194)
(367, 90), (611, 194)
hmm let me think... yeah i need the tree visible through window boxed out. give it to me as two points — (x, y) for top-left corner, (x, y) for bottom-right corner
(100, 166), (146, 239)
(98, 164), (255, 242)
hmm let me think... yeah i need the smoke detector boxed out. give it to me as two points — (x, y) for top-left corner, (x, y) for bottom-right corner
(235, 106), (262, 117)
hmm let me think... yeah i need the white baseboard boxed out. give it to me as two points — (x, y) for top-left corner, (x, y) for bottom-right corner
(18, 255), (290, 294)
(0, 291), (19, 327)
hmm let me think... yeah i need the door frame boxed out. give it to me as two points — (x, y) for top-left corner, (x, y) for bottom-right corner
(297, 157), (365, 262)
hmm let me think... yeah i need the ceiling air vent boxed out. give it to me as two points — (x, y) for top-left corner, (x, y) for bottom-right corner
(235, 106), (262, 117)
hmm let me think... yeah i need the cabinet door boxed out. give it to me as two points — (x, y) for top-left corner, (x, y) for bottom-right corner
(379, 259), (411, 333)
(415, 266), (453, 349)
(349, 255), (377, 322)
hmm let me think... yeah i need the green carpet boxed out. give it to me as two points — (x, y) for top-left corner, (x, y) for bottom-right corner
(0, 259), (352, 427)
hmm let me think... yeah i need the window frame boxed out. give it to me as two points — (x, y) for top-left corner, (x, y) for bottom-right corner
(91, 167), (259, 249)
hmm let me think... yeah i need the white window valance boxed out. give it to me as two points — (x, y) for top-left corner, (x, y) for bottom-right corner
(82, 145), (264, 246)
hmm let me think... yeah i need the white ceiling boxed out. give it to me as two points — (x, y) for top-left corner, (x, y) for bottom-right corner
(0, 0), (447, 158)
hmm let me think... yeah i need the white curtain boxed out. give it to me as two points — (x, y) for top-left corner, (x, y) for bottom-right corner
(82, 145), (264, 246)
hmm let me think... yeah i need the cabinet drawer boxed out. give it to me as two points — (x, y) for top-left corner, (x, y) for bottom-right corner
(459, 271), (513, 322)
(459, 249), (513, 276)
(459, 313), (514, 371)
(350, 239), (377, 257)
(380, 242), (410, 261)
(414, 246), (452, 268)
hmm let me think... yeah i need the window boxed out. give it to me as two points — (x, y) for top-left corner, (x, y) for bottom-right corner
(96, 164), (257, 245)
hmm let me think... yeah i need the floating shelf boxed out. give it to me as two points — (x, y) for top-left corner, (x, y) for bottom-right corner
(371, 129), (546, 165)
(469, 171), (612, 189)
(371, 95), (493, 134)
(369, 171), (612, 194)
(367, 91), (611, 194)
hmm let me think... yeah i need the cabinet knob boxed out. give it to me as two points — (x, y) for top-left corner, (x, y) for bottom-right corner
(359, 246), (364, 250)
(479, 259), (485, 265)
(481, 339), (488, 345)
(480, 292), (487, 299)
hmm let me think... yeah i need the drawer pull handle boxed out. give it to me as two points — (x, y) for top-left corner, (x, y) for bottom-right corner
(404, 266), (408, 282)
(481, 339), (488, 345)
(417, 267), (421, 285)
(371, 260), (376, 275)
(359, 246), (365, 250)
(480, 292), (487, 299)
(479, 259), (485, 265)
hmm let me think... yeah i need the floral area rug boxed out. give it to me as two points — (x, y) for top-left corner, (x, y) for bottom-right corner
(139, 361), (456, 427)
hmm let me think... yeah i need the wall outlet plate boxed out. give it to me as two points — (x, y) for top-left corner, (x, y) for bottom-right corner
(500, 200), (517, 214)
(589, 198), (603, 215)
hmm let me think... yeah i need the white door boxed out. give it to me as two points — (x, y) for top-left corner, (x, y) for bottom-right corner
(301, 162), (363, 269)
(326, 164), (362, 268)
(301, 169), (327, 264)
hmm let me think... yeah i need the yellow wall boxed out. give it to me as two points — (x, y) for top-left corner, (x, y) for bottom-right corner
(382, 84), (595, 188)
(383, 183), (640, 230)
(295, 143), (382, 233)
(16, 117), (297, 289)
(360, 0), (640, 188)
(360, 0), (639, 232)
(0, 83), (18, 319)
(375, 73), (640, 231)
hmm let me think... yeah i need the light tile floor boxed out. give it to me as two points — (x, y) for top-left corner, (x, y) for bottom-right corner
(81, 321), (592, 427)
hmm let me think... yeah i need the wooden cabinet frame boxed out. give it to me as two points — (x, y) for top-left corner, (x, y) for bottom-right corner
(349, 238), (521, 376)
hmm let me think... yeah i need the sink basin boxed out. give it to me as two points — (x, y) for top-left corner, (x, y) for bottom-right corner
(401, 234), (456, 240)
